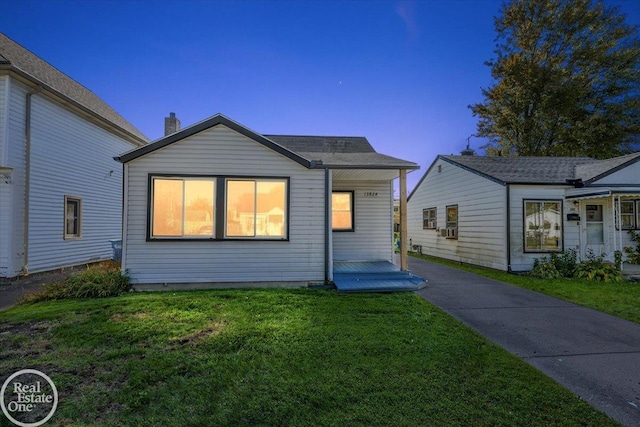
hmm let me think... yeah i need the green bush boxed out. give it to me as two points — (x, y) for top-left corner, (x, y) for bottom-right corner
(624, 230), (640, 264)
(574, 250), (623, 283)
(530, 256), (562, 279)
(530, 249), (577, 279)
(22, 262), (130, 303)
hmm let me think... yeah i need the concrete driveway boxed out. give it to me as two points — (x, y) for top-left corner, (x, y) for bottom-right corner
(409, 257), (640, 427)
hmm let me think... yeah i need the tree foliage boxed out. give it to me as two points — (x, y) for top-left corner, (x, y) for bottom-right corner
(470, 0), (640, 158)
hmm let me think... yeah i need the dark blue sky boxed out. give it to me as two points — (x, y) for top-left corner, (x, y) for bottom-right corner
(2, 0), (639, 191)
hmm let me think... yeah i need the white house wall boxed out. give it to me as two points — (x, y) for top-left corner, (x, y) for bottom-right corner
(26, 93), (132, 273)
(0, 75), (8, 165)
(0, 75), (9, 276)
(592, 161), (640, 185)
(508, 185), (579, 271)
(407, 158), (508, 270)
(0, 77), (136, 278)
(332, 180), (393, 262)
(123, 125), (326, 285)
(3, 77), (26, 278)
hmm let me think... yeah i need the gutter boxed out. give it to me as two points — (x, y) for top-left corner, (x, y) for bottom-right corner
(23, 85), (43, 275)
(324, 168), (330, 283)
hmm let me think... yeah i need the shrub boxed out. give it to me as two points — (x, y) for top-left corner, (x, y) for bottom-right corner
(530, 249), (577, 279)
(574, 250), (623, 283)
(530, 256), (562, 279)
(22, 262), (130, 303)
(624, 230), (640, 264)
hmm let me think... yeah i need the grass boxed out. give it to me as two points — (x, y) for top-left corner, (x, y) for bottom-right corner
(0, 289), (618, 426)
(412, 253), (640, 324)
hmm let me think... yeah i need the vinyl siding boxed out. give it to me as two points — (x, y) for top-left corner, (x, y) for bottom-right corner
(1, 78), (136, 277)
(25, 93), (133, 273)
(332, 180), (393, 262)
(0, 75), (9, 276)
(123, 125), (326, 285)
(4, 78), (26, 277)
(407, 158), (508, 270)
(0, 75), (8, 165)
(508, 185), (577, 272)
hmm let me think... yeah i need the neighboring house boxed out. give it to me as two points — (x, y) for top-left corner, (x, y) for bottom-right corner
(115, 113), (420, 288)
(407, 152), (640, 272)
(0, 33), (147, 279)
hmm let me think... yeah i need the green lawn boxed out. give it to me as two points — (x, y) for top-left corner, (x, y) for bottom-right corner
(0, 289), (618, 426)
(412, 253), (640, 324)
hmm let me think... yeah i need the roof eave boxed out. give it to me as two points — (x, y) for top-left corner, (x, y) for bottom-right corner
(583, 154), (640, 185)
(1, 66), (147, 147)
(116, 114), (313, 168)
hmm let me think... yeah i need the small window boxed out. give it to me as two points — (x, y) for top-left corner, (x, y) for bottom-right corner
(64, 196), (82, 239)
(423, 208), (437, 229)
(225, 179), (287, 239)
(151, 177), (215, 238)
(332, 191), (354, 231)
(620, 200), (635, 230)
(524, 200), (562, 252)
(446, 205), (458, 228)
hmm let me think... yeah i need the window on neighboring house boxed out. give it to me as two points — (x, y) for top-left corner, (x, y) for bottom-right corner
(524, 200), (562, 252)
(226, 179), (287, 238)
(620, 200), (636, 230)
(423, 208), (436, 229)
(332, 191), (354, 231)
(64, 196), (81, 239)
(445, 205), (458, 239)
(151, 177), (215, 238)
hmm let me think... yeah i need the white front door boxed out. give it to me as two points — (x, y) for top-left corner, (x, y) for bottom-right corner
(584, 204), (605, 257)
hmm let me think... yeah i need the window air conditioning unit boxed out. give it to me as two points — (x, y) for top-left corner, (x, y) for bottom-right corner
(445, 227), (457, 239)
(427, 221), (435, 229)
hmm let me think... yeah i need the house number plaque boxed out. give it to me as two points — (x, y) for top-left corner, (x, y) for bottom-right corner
(363, 192), (378, 197)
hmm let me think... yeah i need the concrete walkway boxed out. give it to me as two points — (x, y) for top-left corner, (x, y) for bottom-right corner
(409, 257), (640, 427)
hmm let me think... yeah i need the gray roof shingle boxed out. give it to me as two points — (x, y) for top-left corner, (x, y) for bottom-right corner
(0, 33), (147, 144)
(267, 135), (418, 169)
(442, 153), (640, 185)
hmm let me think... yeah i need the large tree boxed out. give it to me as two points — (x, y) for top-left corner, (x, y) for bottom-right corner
(470, 0), (640, 158)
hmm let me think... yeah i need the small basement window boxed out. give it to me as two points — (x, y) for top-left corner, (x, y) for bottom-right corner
(64, 196), (82, 239)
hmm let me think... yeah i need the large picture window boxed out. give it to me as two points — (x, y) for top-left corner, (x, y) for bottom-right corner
(225, 179), (287, 238)
(524, 200), (562, 252)
(332, 191), (354, 231)
(151, 177), (215, 238)
(64, 196), (82, 239)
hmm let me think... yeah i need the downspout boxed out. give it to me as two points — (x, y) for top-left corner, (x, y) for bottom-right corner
(324, 168), (331, 283)
(23, 85), (43, 275)
(506, 184), (512, 273)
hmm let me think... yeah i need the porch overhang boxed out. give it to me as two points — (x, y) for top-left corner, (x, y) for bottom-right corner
(565, 187), (640, 200)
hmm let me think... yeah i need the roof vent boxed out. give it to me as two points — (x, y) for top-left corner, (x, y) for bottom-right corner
(164, 112), (180, 136)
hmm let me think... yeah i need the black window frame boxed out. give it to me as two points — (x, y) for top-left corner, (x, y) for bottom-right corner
(332, 191), (355, 232)
(523, 199), (563, 253)
(63, 195), (82, 240)
(147, 174), (290, 242)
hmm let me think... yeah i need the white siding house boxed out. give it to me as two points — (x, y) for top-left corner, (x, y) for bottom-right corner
(408, 153), (640, 272)
(0, 33), (147, 279)
(117, 114), (419, 288)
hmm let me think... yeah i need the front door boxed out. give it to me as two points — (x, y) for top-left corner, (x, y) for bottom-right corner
(585, 204), (605, 257)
